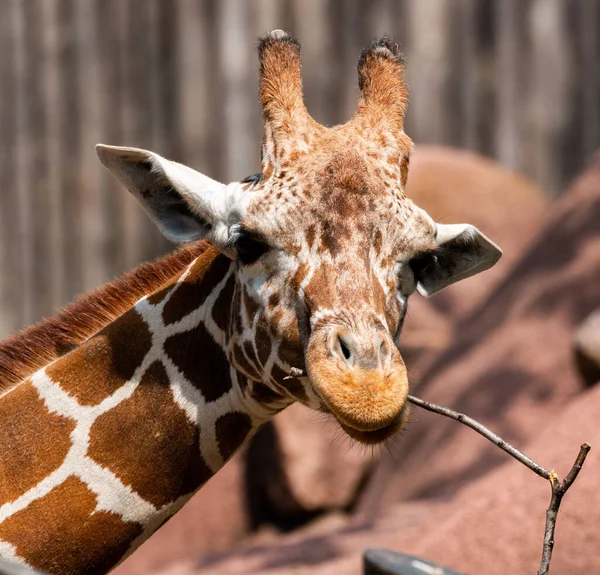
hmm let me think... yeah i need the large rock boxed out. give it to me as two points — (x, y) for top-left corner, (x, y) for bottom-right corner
(245, 146), (549, 527)
(161, 381), (600, 575)
(574, 308), (600, 386)
(405, 145), (549, 317)
(403, 145), (548, 368)
(358, 150), (600, 512)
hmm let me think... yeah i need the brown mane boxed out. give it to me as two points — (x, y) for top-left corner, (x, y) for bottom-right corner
(0, 241), (213, 392)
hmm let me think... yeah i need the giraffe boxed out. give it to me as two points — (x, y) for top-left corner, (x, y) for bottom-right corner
(0, 31), (501, 575)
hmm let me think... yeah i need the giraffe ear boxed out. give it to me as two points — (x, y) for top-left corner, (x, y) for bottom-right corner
(96, 144), (239, 249)
(411, 224), (502, 296)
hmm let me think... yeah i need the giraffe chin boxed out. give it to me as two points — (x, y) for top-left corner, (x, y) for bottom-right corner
(305, 340), (410, 445)
(338, 402), (411, 445)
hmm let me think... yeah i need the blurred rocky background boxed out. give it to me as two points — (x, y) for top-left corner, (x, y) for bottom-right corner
(0, 1), (599, 574)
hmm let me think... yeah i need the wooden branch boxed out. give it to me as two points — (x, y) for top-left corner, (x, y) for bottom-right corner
(406, 394), (590, 575)
(406, 394), (552, 480)
(537, 443), (591, 575)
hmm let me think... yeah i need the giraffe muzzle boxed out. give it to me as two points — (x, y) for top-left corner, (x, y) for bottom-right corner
(305, 326), (410, 444)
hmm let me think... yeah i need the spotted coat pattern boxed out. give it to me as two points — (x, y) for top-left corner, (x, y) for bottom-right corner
(0, 30), (501, 575)
(0, 248), (292, 574)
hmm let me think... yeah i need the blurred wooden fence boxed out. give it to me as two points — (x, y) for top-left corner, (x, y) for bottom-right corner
(0, 0), (599, 337)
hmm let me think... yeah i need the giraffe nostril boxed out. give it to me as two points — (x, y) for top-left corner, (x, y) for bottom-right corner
(338, 335), (352, 361)
(379, 337), (392, 368)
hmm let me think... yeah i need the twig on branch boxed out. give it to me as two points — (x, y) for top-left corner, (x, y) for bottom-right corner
(284, 368), (591, 574)
(537, 443), (590, 575)
(406, 394), (590, 575)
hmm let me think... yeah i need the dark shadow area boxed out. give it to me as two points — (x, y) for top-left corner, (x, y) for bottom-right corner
(195, 529), (342, 571)
(245, 421), (325, 533)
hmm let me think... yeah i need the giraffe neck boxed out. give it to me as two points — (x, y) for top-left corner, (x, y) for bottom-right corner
(0, 247), (291, 575)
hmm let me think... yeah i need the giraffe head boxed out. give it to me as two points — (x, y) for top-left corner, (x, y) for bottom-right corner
(97, 32), (501, 444)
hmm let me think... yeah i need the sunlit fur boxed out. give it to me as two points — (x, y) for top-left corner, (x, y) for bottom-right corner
(224, 33), (439, 443)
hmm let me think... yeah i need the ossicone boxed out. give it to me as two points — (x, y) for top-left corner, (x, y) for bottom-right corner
(353, 36), (408, 139)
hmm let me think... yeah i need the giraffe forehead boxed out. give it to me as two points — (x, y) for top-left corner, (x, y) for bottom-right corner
(245, 147), (433, 253)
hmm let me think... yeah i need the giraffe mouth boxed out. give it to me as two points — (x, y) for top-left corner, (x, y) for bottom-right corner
(335, 402), (411, 445)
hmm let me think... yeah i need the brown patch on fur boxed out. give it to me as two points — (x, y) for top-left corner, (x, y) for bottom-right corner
(370, 273), (388, 316)
(236, 372), (249, 392)
(0, 242), (212, 392)
(262, 161), (274, 180)
(0, 476), (143, 575)
(88, 361), (212, 507)
(284, 377), (309, 403)
(373, 229), (383, 256)
(277, 317), (304, 370)
(304, 265), (335, 311)
(46, 308), (152, 406)
(278, 338), (303, 371)
(400, 156), (410, 188)
(270, 364), (308, 402)
(270, 363), (291, 386)
(268, 292), (281, 308)
(250, 381), (285, 406)
(212, 275), (236, 333)
(164, 323), (233, 402)
(0, 381), (75, 506)
(292, 262), (309, 289)
(146, 269), (185, 306)
(232, 344), (262, 381)
(305, 224), (316, 250)
(243, 287), (260, 325)
(321, 153), (369, 203)
(270, 308), (285, 335)
(215, 411), (252, 460)
(231, 288), (244, 336)
(254, 316), (273, 367)
(243, 341), (262, 373)
(162, 248), (230, 325)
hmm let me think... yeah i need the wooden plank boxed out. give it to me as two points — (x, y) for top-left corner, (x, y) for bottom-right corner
(291, 0), (335, 125)
(39, 0), (65, 311)
(405, 0), (452, 144)
(56, 0), (85, 301)
(13, 0), (38, 327)
(118, 0), (162, 268)
(527, 0), (573, 195)
(460, 0), (478, 150)
(177, 0), (222, 179)
(218, 0), (256, 181)
(335, 0), (362, 122)
(96, 0), (126, 277)
(0, 1), (20, 337)
(76, 0), (110, 293)
(579, 0), (600, 160)
(495, 0), (523, 171)
(149, 0), (181, 255)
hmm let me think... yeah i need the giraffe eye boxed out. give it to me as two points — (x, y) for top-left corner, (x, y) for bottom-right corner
(234, 231), (270, 265)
